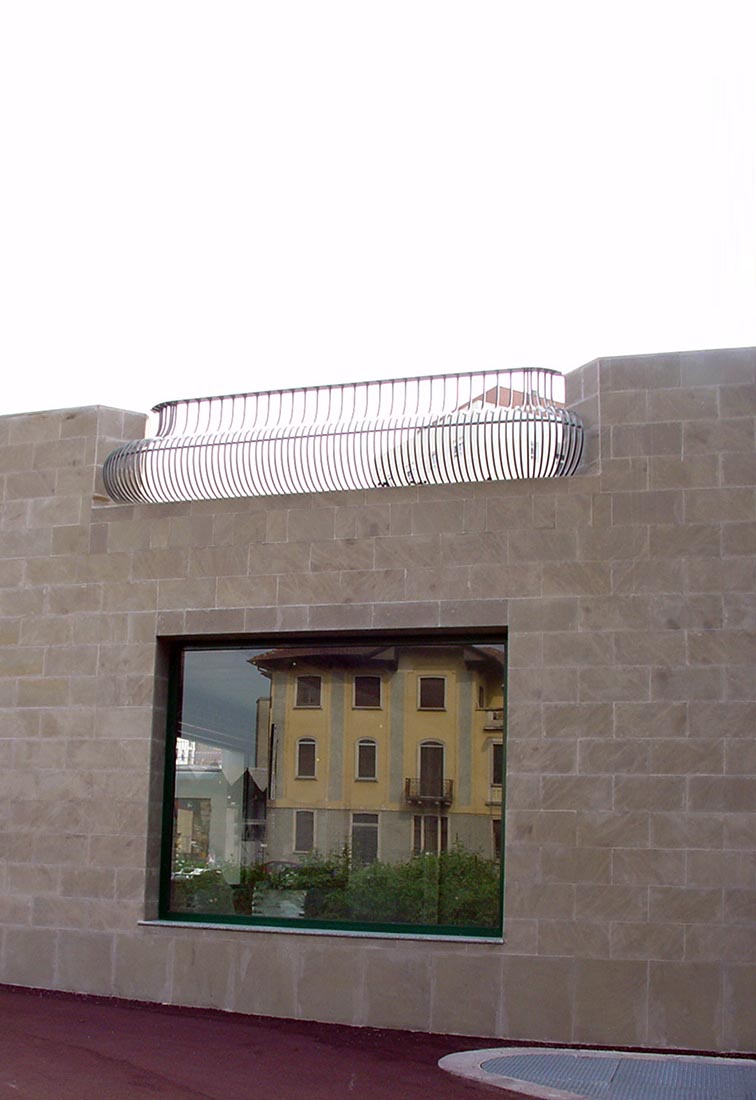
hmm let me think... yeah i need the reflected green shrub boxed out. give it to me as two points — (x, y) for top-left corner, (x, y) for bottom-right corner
(306, 845), (500, 927)
(171, 845), (500, 927)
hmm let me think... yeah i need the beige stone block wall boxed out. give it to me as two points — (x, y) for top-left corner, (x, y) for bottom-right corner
(1, 352), (755, 1052)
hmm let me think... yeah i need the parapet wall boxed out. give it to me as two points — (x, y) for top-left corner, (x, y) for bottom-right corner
(0, 349), (754, 1052)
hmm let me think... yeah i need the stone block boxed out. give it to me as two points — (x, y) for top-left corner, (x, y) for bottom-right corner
(651, 666), (722, 701)
(543, 703), (612, 739)
(651, 813), (724, 850)
(537, 920), (611, 958)
(215, 574), (278, 608)
(648, 962), (722, 1049)
(576, 885), (648, 922)
(600, 456), (649, 493)
(647, 387), (719, 421)
(615, 776), (686, 811)
(371, 601), (440, 628)
(310, 539), (375, 572)
(649, 523), (722, 558)
(612, 849), (686, 886)
(171, 935), (236, 1011)
(576, 811), (650, 849)
(296, 941), (365, 1025)
(510, 599), (579, 633)
(579, 666), (650, 702)
(612, 422), (682, 458)
(684, 418), (754, 454)
(56, 930), (114, 995)
(686, 487), (755, 524)
(688, 776), (756, 812)
(649, 453), (719, 489)
(430, 951), (502, 1035)
(649, 593), (722, 630)
(722, 452), (756, 486)
(688, 559), (756, 594)
(687, 850), (756, 888)
(542, 775), (613, 811)
(723, 965), (756, 1051)
(649, 739), (723, 774)
(542, 562), (611, 596)
(509, 529), (577, 562)
(610, 922), (684, 961)
(540, 846), (611, 884)
(500, 956), (575, 1042)
(2, 927), (57, 987)
(113, 932), (171, 1002)
(578, 740), (649, 774)
(363, 946), (431, 1030)
(507, 739), (577, 774)
(469, 563), (542, 599)
(574, 958), (648, 1045)
(612, 490), (683, 526)
(441, 531), (508, 566)
(613, 631), (686, 667)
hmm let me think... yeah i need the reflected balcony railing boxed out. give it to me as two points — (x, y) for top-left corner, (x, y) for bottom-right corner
(487, 784), (503, 807)
(103, 367), (584, 504)
(405, 778), (454, 806)
(482, 709), (504, 730)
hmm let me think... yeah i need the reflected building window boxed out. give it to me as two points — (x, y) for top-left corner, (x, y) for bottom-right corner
(354, 675), (381, 708)
(492, 742), (503, 786)
(351, 813), (379, 864)
(294, 809), (315, 852)
(296, 737), (317, 779)
(356, 738), (377, 780)
(413, 814), (448, 855)
(295, 675), (321, 708)
(418, 676), (446, 710)
(492, 819), (502, 860)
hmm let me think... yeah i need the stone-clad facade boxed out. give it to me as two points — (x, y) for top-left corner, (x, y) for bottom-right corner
(0, 347), (754, 1051)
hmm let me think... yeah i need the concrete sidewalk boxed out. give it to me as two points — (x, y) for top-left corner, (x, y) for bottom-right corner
(0, 986), (521, 1100)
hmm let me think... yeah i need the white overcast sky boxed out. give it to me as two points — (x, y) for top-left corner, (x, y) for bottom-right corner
(1, 1), (755, 417)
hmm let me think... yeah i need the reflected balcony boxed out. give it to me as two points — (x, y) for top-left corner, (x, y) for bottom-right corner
(483, 709), (504, 730)
(404, 778), (454, 806)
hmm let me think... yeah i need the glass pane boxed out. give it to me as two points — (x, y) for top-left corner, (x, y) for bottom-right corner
(166, 641), (505, 932)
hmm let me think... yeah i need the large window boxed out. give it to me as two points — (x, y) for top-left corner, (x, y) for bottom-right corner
(161, 636), (506, 937)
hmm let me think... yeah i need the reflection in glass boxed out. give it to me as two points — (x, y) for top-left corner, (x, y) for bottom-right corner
(166, 642), (505, 932)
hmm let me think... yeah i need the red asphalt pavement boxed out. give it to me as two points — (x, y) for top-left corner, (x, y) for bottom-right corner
(0, 986), (522, 1100)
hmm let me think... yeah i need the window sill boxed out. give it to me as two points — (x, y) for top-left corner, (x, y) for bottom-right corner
(140, 919), (503, 944)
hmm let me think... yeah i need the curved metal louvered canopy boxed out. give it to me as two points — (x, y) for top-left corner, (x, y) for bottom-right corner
(103, 368), (583, 504)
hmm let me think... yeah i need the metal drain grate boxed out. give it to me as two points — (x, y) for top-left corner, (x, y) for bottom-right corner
(480, 1052), (756, 1100)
